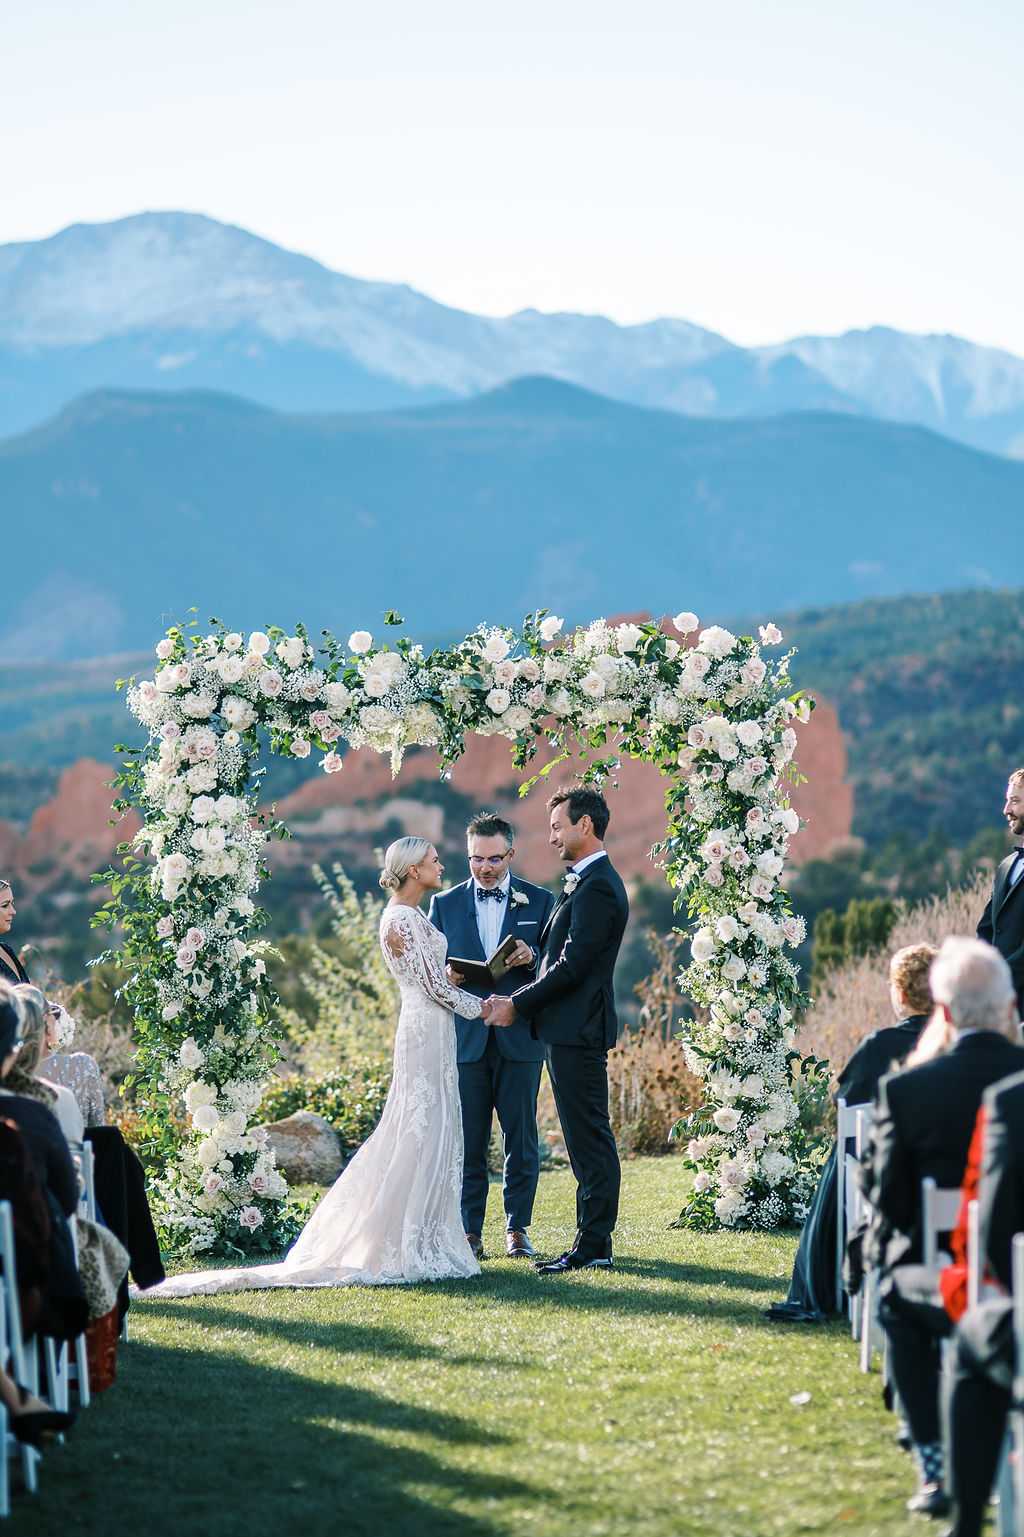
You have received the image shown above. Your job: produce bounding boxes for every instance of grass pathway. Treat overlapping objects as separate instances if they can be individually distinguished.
[27,1160,917,1537]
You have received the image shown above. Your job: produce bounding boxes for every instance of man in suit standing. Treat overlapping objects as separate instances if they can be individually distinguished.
[867,937,1024,1518]
[428,812,554,1260]
[488,786,629,1273]
[977,768,1024,1013]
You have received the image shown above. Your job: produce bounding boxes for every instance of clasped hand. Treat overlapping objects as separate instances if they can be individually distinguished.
[483,995,517,1028]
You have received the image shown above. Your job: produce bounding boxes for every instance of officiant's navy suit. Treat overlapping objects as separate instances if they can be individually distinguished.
[978,848,1024,1013]
[428,875,554,1237]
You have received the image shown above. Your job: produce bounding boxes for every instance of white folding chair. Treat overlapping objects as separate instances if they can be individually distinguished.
[66,1144,94,1409]
[1009,1233,1024,1537]
[922,1177,963,1268]
[835,1098,871,1314]
[0,1201,40,1506]
[855,1107,885,1371]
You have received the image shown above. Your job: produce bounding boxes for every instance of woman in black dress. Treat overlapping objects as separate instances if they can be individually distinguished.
[767,942,938,1322]
[0,878,29,986]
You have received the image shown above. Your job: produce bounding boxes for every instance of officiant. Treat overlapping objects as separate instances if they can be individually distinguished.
[428,813,554,1259]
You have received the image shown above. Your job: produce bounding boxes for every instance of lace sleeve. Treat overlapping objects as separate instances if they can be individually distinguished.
[380,906,483,1019]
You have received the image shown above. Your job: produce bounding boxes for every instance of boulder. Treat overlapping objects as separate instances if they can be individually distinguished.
[257,1109,344,1185]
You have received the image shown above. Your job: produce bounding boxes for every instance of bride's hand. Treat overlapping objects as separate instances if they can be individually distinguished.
[479,997,493,1022]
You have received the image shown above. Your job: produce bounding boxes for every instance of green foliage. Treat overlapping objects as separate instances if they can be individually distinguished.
[280,863,400,1071]
[811,896,897,986]
[261,1062,393,1159]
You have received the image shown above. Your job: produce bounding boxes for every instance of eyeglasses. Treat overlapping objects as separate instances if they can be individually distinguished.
[468,854,510,868]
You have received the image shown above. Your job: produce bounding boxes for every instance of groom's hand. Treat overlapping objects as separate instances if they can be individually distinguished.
[487,996,517,1028]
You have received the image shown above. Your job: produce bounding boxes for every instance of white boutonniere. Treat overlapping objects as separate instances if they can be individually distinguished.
[563,871,580,894]
[510,888,529,908]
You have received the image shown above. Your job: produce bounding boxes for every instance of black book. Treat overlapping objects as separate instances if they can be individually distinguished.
[448,933,519,988]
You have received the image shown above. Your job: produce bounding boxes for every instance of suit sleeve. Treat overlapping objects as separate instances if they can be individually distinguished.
[865,1072,917,1241]
[426,892,445,935]
[978,1088,1024,1291]
[511,879,621,1019]
[977,896,994,945]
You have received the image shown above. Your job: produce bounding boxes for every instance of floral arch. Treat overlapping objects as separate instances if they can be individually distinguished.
[100,610,815,1256]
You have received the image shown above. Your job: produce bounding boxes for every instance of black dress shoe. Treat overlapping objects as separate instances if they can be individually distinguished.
[906,1484,951,1518]
[534,1248,613,1274]
[11,1406,77,1448]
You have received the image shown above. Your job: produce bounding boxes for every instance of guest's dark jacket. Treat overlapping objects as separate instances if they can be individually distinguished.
[0,942,29,986]
[0,1090,78,1216]
[867,1031,1024,1274]
[977,1068,1024,1291]
[978,853,1024,1008]
[837,1015,930,1110]
[511,856,628,1050]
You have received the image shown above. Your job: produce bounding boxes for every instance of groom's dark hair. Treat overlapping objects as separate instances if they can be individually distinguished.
[466,812,514,848]
[547,786,610,839]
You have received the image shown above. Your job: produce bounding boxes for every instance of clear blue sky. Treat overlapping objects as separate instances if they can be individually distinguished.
[5,0,1022,351]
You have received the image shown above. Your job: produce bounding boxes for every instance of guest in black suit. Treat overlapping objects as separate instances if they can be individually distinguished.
[943,1068,1024,1537]
[867,937,1024,1517]
[428,812,554,1259]
[977,769,1024,1013]
[487,786,629,1272]
[767,941,937,1322]
[0,879,30,986]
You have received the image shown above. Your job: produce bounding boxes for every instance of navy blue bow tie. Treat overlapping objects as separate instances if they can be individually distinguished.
[476,886,506,901]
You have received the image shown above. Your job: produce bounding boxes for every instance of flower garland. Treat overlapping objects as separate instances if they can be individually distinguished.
[99,610,814,1255]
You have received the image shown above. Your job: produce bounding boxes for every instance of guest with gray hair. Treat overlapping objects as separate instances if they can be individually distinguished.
[866,937,1024,1518]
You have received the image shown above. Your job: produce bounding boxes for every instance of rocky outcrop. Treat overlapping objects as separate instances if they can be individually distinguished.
[256,1110,344,1185]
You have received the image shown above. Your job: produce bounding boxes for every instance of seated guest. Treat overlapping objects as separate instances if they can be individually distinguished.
[867,938,1024,1518]
[39,999,105,1129]
[768,942,937,1321]
[942,1068,1024,1537]
[0,985,78,1218]
[0,1362,75,1448]
[8,985,85,1143]
[0,878,29,985]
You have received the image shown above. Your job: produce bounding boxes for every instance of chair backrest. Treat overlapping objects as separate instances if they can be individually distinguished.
[68,1140,97,1221]
[966,1199,980,1309]
[1012,1234,1024,1404]
[844,1153,864,1230]
[0,1200,30,1389]
[921,1175,963,1267]
[854,1105,875,1160]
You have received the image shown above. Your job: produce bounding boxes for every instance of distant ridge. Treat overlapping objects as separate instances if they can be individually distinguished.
[3,376,1023,660]
[2,212,1024,454]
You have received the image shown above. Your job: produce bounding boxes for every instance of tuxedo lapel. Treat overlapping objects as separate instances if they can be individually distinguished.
[499,883,519,943]
[996,854,1023,916]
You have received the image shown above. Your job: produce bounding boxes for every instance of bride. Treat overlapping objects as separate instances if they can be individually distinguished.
[146,838,492,1296]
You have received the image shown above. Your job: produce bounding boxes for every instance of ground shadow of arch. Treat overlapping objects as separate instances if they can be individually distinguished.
[25,1336,531,1537]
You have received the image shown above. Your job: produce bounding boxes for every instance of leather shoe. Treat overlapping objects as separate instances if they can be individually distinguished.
[465,1232,484,1259]
[534,1248,613,1274]
[506,1230,535,1258]
[906,1484,951,1518]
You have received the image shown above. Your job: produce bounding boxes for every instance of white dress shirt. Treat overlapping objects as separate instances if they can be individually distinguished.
[474,876,510,955]
[571,850,608,879]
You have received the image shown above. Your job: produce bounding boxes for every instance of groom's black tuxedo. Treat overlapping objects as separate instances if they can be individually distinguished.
[977,850,1024,1011]
[511,854,629,1255]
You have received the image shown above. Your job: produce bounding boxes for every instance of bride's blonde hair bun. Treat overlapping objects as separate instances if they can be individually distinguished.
[379,836,432,892]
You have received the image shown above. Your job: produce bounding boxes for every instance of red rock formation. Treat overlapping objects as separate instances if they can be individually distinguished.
[0,759,139,897]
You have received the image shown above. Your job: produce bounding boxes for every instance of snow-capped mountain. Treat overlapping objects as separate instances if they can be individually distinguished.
[1,211,1023,455]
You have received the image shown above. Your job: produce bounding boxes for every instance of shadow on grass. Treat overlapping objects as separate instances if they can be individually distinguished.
[142,1298,512,1371]
[27,1337,530,1537]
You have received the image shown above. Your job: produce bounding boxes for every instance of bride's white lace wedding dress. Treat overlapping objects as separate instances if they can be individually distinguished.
[145,903,483,1296]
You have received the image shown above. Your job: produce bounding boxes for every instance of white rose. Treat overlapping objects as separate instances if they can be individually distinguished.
[191,1104,220,1134]
[715,915,739,943]
[245,632,269,657]
[664,638,681,660]
[156,638,175,660]
[481,633,511,664]
[616,623,644,654]
[756,851,784,879]
[687,723,711,750]
[712,1107,741,1134]
[190,795,216,824]
[504,706,532,731]
[776,807,800,835]
[580,672,606,699]
[698,625,737,659]
[486,688,511,715]
[721,955,747,982]
[539,616,563,642]
[736,720,762,748]
[749,875,774,901]
[222,632,242,651]
[543,655,568,682]
[349,630,373,654]
[690,929,717,962]
[517,656,542,682]
[740,658,767,688]
[179,1037,205,1069]
[259,669,283,698]
[759,623,783,645]
[741,1075,765,1101]
[161,1001,180,1021]
[693,1170,712,1193]
[673,611,699,635]
[217,655,246,685]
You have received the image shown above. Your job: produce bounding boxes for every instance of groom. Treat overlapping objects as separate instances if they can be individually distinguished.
[488,786,629,1272]
[428,812,554,1259]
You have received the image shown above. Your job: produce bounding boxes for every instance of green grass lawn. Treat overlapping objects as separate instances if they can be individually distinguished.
[25,1159,918,1537]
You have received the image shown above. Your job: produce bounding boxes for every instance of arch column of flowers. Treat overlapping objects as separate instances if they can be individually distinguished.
[99,609,815,1256]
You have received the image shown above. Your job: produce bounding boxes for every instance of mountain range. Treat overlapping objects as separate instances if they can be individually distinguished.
[3,376,1023,660]
[2,211,1024,455]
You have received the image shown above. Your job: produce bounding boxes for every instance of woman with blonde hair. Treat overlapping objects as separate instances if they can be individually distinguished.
[768,942,938,1322]
[6,985,85,1143]
[149,838,493,1296]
